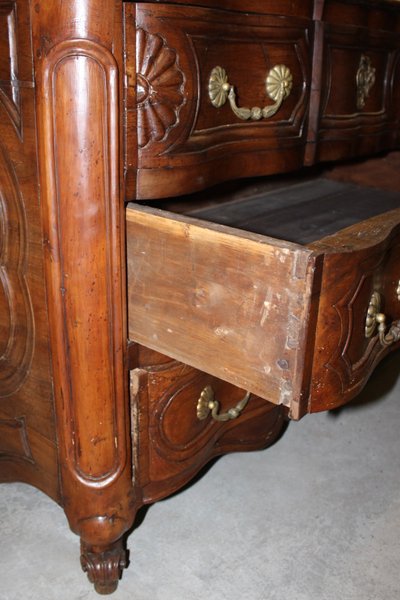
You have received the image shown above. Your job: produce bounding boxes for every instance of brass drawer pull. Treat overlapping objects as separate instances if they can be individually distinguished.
[196,385,251,422]
[356,54,376,110]
[376,313,400,347]
[208,65,293,121]
[365,290,400,347]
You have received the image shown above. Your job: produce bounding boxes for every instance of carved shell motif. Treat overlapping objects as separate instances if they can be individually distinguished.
[136,28,185,149]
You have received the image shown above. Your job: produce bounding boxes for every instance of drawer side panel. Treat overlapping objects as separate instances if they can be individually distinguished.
[127,205,315,409]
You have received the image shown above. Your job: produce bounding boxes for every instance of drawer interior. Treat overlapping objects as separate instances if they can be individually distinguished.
[185,178,400,245]
[141,166,400,246]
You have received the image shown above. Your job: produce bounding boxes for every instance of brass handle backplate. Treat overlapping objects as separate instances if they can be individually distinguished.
[356,54,376,110]
[365,288,400,347]
[208,65,293,121]
[196,385,251,422]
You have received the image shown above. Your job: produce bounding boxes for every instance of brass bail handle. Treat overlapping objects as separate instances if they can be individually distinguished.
[208,65,293,121]
[365,286,400,347]
[196,385,251,422]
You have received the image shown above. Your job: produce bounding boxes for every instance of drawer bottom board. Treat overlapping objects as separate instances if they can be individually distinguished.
[187,178,400,245]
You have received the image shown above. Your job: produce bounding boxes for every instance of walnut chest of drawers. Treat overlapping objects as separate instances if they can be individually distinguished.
[1,0,400,594]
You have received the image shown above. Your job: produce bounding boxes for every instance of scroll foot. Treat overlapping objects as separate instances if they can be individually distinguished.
[80,538,128,595]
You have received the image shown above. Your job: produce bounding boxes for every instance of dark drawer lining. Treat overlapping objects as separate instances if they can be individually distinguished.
[186,178,400,245]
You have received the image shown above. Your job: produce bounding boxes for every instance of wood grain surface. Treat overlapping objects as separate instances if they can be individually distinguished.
[0,0,59,500]
[126,2,313,199]
[127,204,317,413]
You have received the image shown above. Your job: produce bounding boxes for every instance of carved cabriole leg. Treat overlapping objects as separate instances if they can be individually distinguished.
[30,1,136,592]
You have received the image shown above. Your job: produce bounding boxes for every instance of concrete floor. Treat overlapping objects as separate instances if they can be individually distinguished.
[1,352,400,600]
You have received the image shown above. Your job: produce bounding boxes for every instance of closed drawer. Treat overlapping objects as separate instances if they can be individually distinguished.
[312,1,400,161]
[130,345,285,503]
[124,2,313,199]
[127,178,400,419]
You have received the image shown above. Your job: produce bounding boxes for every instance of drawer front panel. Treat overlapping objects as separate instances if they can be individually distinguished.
[324,44,387,116]
[125,3,312,198]
[127,204,316,416]
[315,25,400,161]
[309,210,400,412]
[130,347,286,503]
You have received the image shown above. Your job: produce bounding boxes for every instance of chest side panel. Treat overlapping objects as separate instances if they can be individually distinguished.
[0,0,58,499]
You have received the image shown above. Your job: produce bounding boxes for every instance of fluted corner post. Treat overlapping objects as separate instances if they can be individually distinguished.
[30,0,135,593]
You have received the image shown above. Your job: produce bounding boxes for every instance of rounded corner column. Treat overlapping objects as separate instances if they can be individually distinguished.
[30,0,136,591]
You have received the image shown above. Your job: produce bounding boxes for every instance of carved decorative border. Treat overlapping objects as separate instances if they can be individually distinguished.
[0,142,34,397]
[326,253,390,393]
[39,39,127,486]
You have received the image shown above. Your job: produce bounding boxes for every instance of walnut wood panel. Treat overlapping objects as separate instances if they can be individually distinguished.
[0,416,33,463]
[130,346,287,504]
[0,0,58,500]
[125,3,313,199]
[0,140,34,397]
[0,0,34,133]
[322,0,400,30]
[309,209,400,412]
[0,2,21,131]
[127,204,317,418]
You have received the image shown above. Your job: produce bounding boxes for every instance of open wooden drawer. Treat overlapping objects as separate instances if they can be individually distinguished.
[127,178,400,419]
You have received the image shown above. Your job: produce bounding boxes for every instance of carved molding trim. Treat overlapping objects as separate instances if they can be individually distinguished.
[39,39,127,486]
[0,416,34,463]
[136,28,185,148]
[0,2,21,133]
[0,142,34,397]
